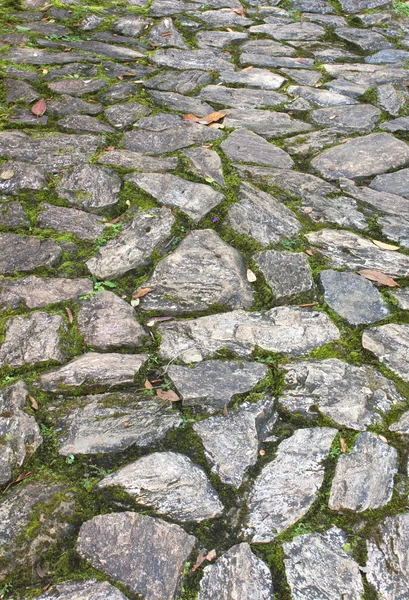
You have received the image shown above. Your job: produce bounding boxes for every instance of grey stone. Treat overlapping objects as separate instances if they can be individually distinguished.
[125,113,222,154]
[322,63,409,87]
[168,360,268,412]
[0,312,65,369]
[286,97,313,112]
[58,40,144,61]
[8,107,48,126]
[5,79,39,103]
[250,22,325,40]
[282,68,321,86]
[362,324,409,382]
[56,392,181,455]
[240,39,297,56]
[321,270,389,324]
[240,53,315,69]
[135,229,253,314]
[80,14,105,30]
[0,199,29,229]
[245,427,337,541]
[379,216,409,248]
[193,8,252,26]
[58,114,115,134]
[98,452,223,521]
[366,48,409,65]
[221,129,293,168]
[329,432,397,512]
[147,18,188,48]
[35,580,129,600]
[37,204,106,240]
[4,67,39,81]
[219,68,285,90]
[198,543,273,600]
[339,178,409,219]
[311,104,380,133]
[183,147,225,186]
[224,108,312,137]
[86,208,174,280]
[381,116,409,132]
[197,30,248,49]
[47,78,107,97]
[104,103,151,129]
[98,82,138,103]
[150,0,200,15]
[158,306,340,363]
[255,250,314,299]
[127,173,223,223]
[0,161,46,195]
[0,482,75,578]
[151,49,234,71]
[0,381,42,485]
[281,358,401,430]
[149,90,213,116]
[335,26,392,51]
[371,168,409,199]
[292,0,335,12]
[325,79,368,98]
[288,85,356,107]
[306,229,409,276]
[311,133,409,180]
[390,410,409,433]
[193,396,275,487]
[227,182,300,246]
[38,353,148,393]
[199,85,286,108]
[390,289,409,310]
[144,70,212,93]
[78,291,146,350]
[44,64,99,81]
[301,194,367,230]
[114,15,145,36]
[283,527,365,600]
[0,276,92,310]
[47,95,103,117]
[56,165,121,214]
[377,84,406,116]
[339,0,390,11]
[366,513,409,600]
[77,513,197,600]
[98,149,178,171]
[4,48,100,65]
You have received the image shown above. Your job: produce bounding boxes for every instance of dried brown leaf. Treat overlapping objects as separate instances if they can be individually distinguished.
[27,394,39,410]
[35,564,48,579]
[132,288,153,299]
[146,316,173,327]
[191,552,205,572]
[299,302,318,308]
[156,388,180,403]
[183,111,225,125]
[241,65,253,71]
[305,249,313,256]
[304,206,313,215]
[65,307,73,324]
[223,404,228,416]
[340,437,346,453]
[230,6,245,15]
[359,269,399,287]
[144,379,153,390]
[205,549,217,562]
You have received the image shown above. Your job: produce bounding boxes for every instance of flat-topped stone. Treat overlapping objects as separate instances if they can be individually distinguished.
[0,276,92,310]
[56,165,121,214]
[255,250,314,299]
[221,129,293,169]
[0,234,62,274]
[151,48,234,71]
[34,581,129,600]
[363,324,409,382]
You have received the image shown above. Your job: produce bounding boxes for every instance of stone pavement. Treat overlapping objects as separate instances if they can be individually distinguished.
[1,0,409,596]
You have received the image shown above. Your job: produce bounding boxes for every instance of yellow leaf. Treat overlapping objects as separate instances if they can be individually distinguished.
[0,169,14,180]
[372,240,400,251]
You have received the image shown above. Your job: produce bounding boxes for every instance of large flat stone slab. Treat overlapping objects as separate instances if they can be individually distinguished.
[219,68,285,90]
[310,104,380,133]
[199,85,286,108]
[255,250,314,299]
[224,109,313,138]
[363,324,409,382]
[0,276,92,310]
[0,233,62,274]
[35,581,129,600]
[0,161,46,195]
[151,48,234,71]
[56,165,121,214]
[221,129,293,169]
[98,150,178,172]
[37,204,106,240]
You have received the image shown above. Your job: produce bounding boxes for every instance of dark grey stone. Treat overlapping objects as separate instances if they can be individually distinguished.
[35,580,129,600]
[149,90,213,116]
[239,53,315,69]
[104,102,151,129]
[255,250,314,299]
[381,116,409,132]
[47,95,104,117]
[144,70,212,93]
[200,85,286,108]
[371,168,409,199]
[0,199,30,229]
[305,194,367,230]
[339,178,409,219]
[283,129,346,157]
[250,22,325,40]
[147,17,188,48]
[183,147,225,186]
[193,8,253,26]
[339,0,390,11]
[335,26,392,51]
[363,324,409,382]
[0,161,46,195]
[98,82,138,103]
[5,78,39,103]
[0,276,92,310]
[37,204,106,240]
[0,233,62,274]
[58,115,115,134]
[48,78,107,97]
[197,30,248,49]
[56,165,121,214]
[4,48,100,64]
[390,289,409,310]
[59,40,144,61]
[377,84,406,116]
[221,129,293,168]
[240,38,297,56]
[98,149,178,171]
[219,68,285,90]
[310,104,380,133]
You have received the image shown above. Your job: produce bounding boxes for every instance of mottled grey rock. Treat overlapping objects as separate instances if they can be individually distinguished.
[306,229,409,276]
[312,133,409,179]
[47,95,103,118]
[227,182,300,246]
[0,233,62,275]
[219,68,285,90]
[197,30,248,49]
[366,513,409,600]
[377,84,405,116]
[379,216,409,248]
[144,69,212,93]
[390,289,409,310]
[288,85,356,107]
[371,168,409,199]
[168,360,268,412]
[281,69,321,87]
[255,250,314,299]
[198,543,273,600]
[293,0,335,11]
[339,0,390,11]
[147,18,188,48]
[0,381,41,485]
[38,204,106,240]
[38,353,148,393]
[323,63,409,87]
[183,147,225,186]
[104,102,151,129]
[194,396,275,487]
[362,324,409,382]
[0,482,75,578]
[245,428,337,541]
[98,452,223,521]
[282,358,400,430]
[339,178,409,219]
[283,527,365,600]
[381,116,409,132]
[158,306,339,363]
[366,49,409,64]
[221,129,293,169]
[99,82,138,103]
[5,48,99,65]
[151,48,234,71]
[193,8,252,26]
[240,38,297,57]
[284,129,343,157]
[329,432,397,512]
[114,15,145,36]
[0,199,29,229]
[135,229,253,313]
[0,312,65,368]
[302,194,367,230]
[311,104,380,133]
[0,276,92,310]
[150,0,199,15]
[58,40,143,61]
[8,107,48,126]
[76,513,197,600]
[325,79,368,98]
[80,14,104,30]
[98,149,178,171]
[87,208,174,280]
[35,580,129,600]
[240,53,315,69]
[127,173,223,223]
[321,270,389,324]
[5,79,39,103]
[56,165,121,214]
[149,90,212,117]
[224,109,312,137]
[250,22,325,40]
[335,26,391,51]
[0,162,45,195]
[58,115,115,135]
[78,291,146,350]
[199,85,285,108]
[48,78,107,97]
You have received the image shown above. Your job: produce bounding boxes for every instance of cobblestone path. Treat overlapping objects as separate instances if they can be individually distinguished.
[1,0,409,597]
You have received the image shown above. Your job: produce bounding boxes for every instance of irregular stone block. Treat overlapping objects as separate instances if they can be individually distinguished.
[0,161,45,195]
[363,324,409,381]
[38,204,106,240]
[0,199,29,229]
[310,104,380,133]
[221,128,293,169]
[219,67,285,90]
[35,580,129,600]
[144,70,212,93]
[58,115,115,134]
[224,108,313,138]
[56,165,121,214]
[98,150,178,172]
[149,90,213,117]
[183,147,225,186]
[255,250,314,299]
[199,85,286,108]
[151,48,234,71]
[48,78,107,97]
[147,18,188,48]
[0,233,62,274]
[0,276,92,310]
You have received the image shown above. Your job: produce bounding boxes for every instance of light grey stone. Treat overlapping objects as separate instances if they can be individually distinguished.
[38,204,106,240]
[335,26,392,51]
[250,22,325,40]
[219,68,285,90]
[199,85,286,108]
[76,513,197,600]
[362,324,409,381]
[390,289,409,310]
[56,165,121,214]
[4,48,99,65]
[323,63,409,87]
[0,161,46,195]
[282,358,401,430]
[193,8,252,26]
[367,49,409,64]
[255,250,314,299]
[193,396,276,487]
[321,269,389,324]
[56,40,144,61]
[114,15,145,36]
[147,18,188,48]
[240,39,297,57]
[310,104,380,133]
[390,410,409,433]
[378,216,409,248]
[47,78,107,97]
[339,178,409,219]
[0,276,93,310]
[80,14,105,30]
[198,543,273,600]
[78,291,146,350]
[371,168,409,199]
[283,527,365,600]
[104,103,151,129]
[151,48,234,71]
[5,79,39,103]
[183,147,225,186]
[221,129,293,168]
[58,115,115,134]
[98,452,223,521]
[86,208,174,280]
[35,580,129,600]
[0,233,62,274]
[377,84,406,116]
[306,229,409,276]
[168,360,268,413]
[127,173,223,223]
[339,0,390,11]
[0,381,42,485]
[239,53,315,69]
[224,108,313,138]
[99,82,138,103]
[325,79,368,98]
[98,149,178,171]
[366,513,409,600]
[144,69,212,93]
[245,427,337,541]
[158,306,340,363]
[288,85,356,107]
[329,432,397,512]
[0,312,65,369]
[135,229,253,313]
[197,30,248,49]
[149,91,213,117]
[302,194,367,230]
[381,116,409,132]
[38,353,148,392]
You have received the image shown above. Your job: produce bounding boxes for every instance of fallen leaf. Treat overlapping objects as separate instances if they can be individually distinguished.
[241,65,253,71]
[305,249,313,256]
[230,6,245,15]
[156,388,180,403]
[117,75,123,80]
[299,302,318,308]
[123,420,130,428]
[131,298,140,307]
[205,549,216,562]
[110,216,121,224]
[259,449,265,456]
[105,146,115,151]
[340,437,346,453]
[4,471,33,492]
[35,564,48,579]
[183,111,225,125]
[314,82,322,87]
[161,31,172,37]
[304,206,313,215]
[192,552,205,572]
[378,434,388,443]
[146,316,173,327]
[247,268,257,282]
[359,269,399,288]
[0,169,14,180]
[223,404,228,416]
[27,395,39,410]
[372,239,400,251]
[132,288,153,299]
[226,27,233,32]
[144,379,153,390]
[329,114,337,120]
[65,307,73,324]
